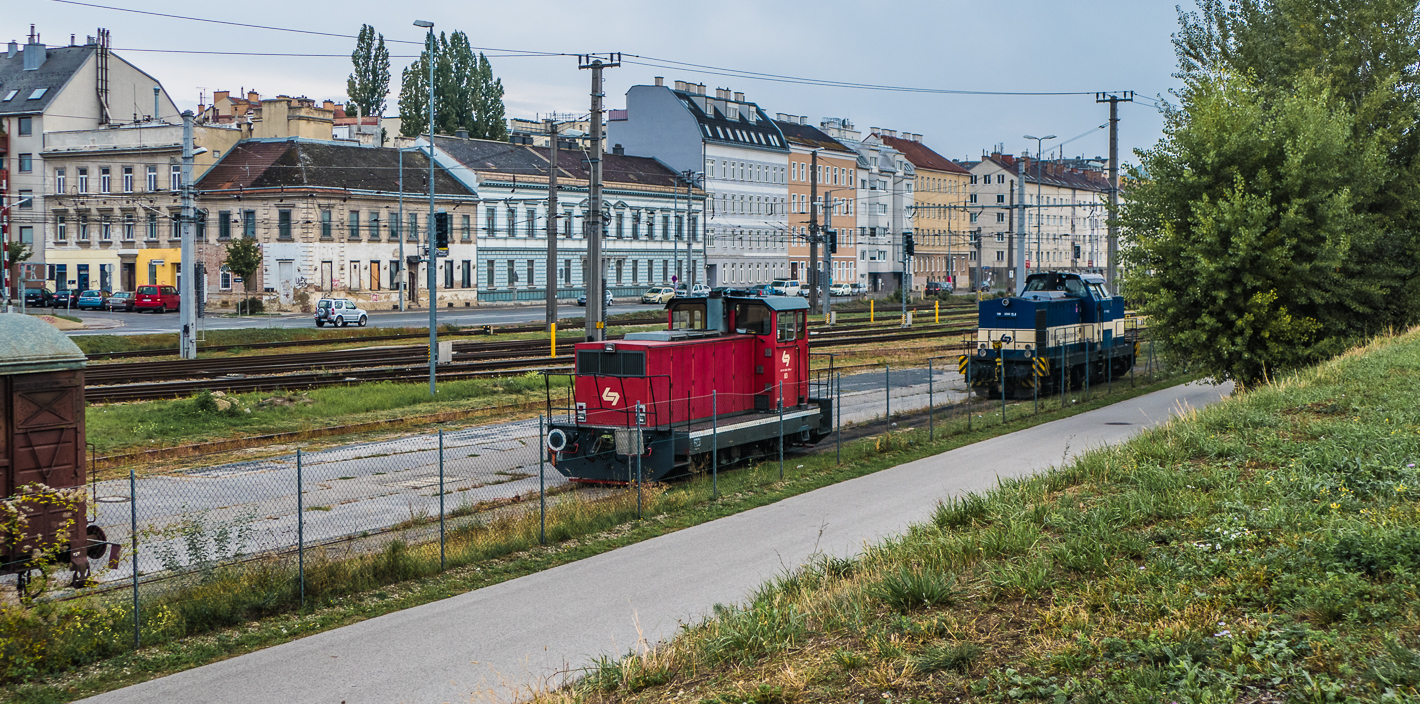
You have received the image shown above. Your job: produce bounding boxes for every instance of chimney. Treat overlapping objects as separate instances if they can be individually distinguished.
[654,76,664,87]
[248,90,260,102]
[23,26,45,71]
[696,83,706,95]
[674,80,688,91]
[800,116,807,125]
[715,88,727,99]
[7,41,16,59]
[612,143,624,155]
[456,128,468,139]
[776,113,789,122]
[322,99,335,111]
[69,34,75,46]
[733,91,745,102]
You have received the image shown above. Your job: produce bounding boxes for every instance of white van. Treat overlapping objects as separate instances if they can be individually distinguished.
[769,279,802,297]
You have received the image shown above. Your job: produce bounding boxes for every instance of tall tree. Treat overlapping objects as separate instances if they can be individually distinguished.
[223,237,262,315]
[346,24,391,118]
[398,30,507,139]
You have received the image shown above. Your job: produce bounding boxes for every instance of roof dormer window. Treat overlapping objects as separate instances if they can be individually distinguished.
[2,90,17,101]
[27,88,47,100]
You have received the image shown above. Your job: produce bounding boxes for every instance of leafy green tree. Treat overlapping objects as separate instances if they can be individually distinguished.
[223,237,262,315]
[5,241,32,299]
[346,24,391,119]
[1120,71,1385,387]
[398,30,507,139]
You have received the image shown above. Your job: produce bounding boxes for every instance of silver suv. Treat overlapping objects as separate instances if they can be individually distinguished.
[315,298,368,327]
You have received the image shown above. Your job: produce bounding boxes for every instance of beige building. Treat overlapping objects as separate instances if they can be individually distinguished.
[877,131,972,290]
[197,91,336,141]
[774,115,858,297]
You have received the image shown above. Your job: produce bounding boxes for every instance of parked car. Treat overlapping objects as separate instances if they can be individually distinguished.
[849,283,868,295]
[688,283,711,296]
[925,281,948,295]
[641,286,677,304]
[50,289,76,308]
[829,283,853,297]
[75,290,109,310]
[745,284,776,297]
[769,279,802,297]
[314,298,368,327]
[23,286,53,308]
[577,289,613,307]
[134,285,180,313]
[104,291,135,312]
[709,286,752,297]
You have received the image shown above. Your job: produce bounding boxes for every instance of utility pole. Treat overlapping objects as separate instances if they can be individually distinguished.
[398,149,406,311]
[822,194,833,319]
[416,19,436,396]
[1006,182,1014,285]
[545,118,559,331]
[1096,91,1132,294]
[579,53,619,342]
[179,110,197,360]
[808,150,819,311]
[681,170,697,289]
[1017,170,1027,291]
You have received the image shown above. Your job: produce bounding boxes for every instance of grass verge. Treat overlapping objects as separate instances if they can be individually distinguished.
[560,329,1420,703]
[0,370,1192,702]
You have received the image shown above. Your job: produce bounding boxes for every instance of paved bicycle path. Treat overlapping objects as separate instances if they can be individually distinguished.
[83,380,1230,704]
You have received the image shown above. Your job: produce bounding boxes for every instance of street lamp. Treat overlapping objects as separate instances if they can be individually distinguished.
[1023,134,1055,274]
[416,19,436,396]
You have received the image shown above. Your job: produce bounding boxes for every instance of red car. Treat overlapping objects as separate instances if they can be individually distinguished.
[134,285,180,313]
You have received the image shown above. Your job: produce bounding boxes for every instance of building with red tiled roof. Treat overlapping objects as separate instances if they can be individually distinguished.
[875,131,973,291]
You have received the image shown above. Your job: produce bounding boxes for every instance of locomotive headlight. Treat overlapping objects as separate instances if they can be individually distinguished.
[603,343,615,352]
[547,428,569,452]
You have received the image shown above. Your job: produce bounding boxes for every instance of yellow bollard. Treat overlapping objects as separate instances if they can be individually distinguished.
[935,300,940,323]
[551,323,557,358]
[870,299,875,323]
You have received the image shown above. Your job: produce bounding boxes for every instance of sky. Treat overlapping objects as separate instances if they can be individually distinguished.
[15,0,1191,165]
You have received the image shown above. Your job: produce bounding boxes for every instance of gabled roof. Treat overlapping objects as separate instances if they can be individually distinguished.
[670,89,788,152]
[772,120,855,154]
[979,154,1109,192]
[197,139,475,196]
[0,45,92,116]
[432,136,693,191]
[875,134,971,175]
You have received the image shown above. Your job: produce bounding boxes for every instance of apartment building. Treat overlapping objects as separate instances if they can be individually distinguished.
[772,115,858,296]
[875,131,972,290]
[1,27,180,287]
[609,79,789,288]
[819,119,916,293]
[427,134,703,301]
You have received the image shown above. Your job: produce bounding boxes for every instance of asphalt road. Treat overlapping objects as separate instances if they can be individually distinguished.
[81,379,1230,704]
[57,303,667,336]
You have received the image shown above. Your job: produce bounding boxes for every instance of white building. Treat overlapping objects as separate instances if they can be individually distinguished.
[819,119,916,293]
[608,79,789,288]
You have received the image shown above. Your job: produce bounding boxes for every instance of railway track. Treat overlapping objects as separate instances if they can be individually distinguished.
[86,323,978,403]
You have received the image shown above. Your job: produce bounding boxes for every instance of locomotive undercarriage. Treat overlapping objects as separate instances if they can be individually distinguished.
[549,398,833,484]
[968,344,1137,400]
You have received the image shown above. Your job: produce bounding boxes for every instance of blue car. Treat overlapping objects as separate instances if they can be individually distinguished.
[75,290,109,310]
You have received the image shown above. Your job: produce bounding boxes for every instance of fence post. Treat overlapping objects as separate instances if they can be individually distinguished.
[965,352,972,432]
[130,465,138,649]
[999,344,1006,424]
[636,424,643,520]
[711,391,718,500]
[539,415,546,545]
[438,429,446,570]
[835,373,842,464]
[885,364,891,420]
[928,358,934,441]
[1108,337,1113,395]
[297,448,304,608]
[1085,337,1091,400]
[1061,334,1068,410]
[778,381,785,480]
[1033,351,1039,415]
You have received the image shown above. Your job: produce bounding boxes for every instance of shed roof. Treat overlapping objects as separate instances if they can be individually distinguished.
[0,314,87,373]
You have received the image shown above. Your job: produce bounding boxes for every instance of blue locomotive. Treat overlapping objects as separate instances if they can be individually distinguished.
[960,272,1137,399]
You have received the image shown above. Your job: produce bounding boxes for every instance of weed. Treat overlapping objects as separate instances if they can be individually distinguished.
[910,641,982,674]
[868,566,961,613]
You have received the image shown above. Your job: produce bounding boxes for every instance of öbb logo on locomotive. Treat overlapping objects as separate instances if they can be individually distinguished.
[601,387,622,406]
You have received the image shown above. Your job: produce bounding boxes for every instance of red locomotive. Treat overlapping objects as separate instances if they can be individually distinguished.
[547,293,833,483]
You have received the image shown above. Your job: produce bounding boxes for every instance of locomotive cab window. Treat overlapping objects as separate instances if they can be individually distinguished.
[577,349,646,377]
[732,302,772,335]
[670,301,707,330]
[777,310,806,342]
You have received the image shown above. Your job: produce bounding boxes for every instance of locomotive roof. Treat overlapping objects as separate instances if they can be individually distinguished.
[722,295,809,311]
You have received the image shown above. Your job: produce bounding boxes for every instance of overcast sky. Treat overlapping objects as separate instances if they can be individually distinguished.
[19,0,1190,165]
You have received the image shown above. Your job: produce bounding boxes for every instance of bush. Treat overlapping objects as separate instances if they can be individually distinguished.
[237,297,265,315]
[869,566,962,613]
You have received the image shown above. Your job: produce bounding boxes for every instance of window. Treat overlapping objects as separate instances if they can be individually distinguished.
[632,211,641,239]
[996,250,1005,262]
[100,167,111,193]
[77,168,88,193]
[527,260,536,288]
[389,213,400,240]
[56,214,66,242]
[996,194,1005,204]
[370,213,381,241]
[278,210,292,240]
[615,212,624,239]
[102,216,112,241]
[319,210,332,240]
[55,168,65,193]
[445,260,454,289]
[171,165,182,190]
[486,260,496,288]
[485,207,497,236]
[507,207,517,237]
[123,166,133,192]
[461,214,472,242]
[17,189,31,209]
[123,213,134,241]
[18,153,31,173]
[17,116,31,135]
[146,214,157,240]
[348,210,360,240]
[969,194,977,204]
[220,266,232,290]
[407,212,418,242]
[147,166,157,192]
[461,260,472,288]
[217,211,231,240]
[523,209,534,238]
[170,212,180,240]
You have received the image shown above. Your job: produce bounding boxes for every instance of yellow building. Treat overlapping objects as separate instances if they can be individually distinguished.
[877,132,973,290]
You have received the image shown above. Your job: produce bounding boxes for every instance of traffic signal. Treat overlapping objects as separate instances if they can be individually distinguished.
[827,229,838,254]
[1073,244,1081,259]
[434,212,450,253]
[903,233,915,257]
